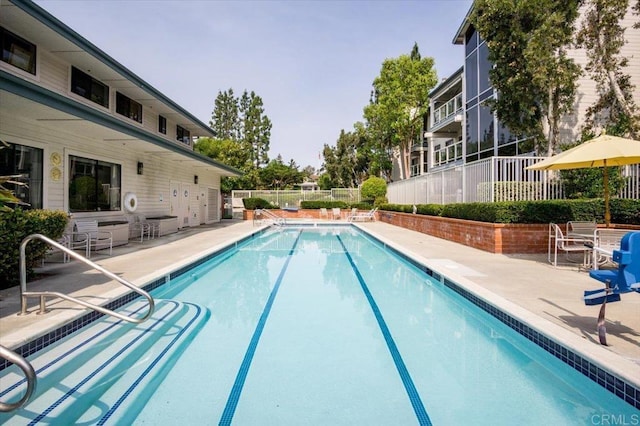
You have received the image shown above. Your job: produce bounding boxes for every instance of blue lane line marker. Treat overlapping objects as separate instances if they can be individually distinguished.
[336,235,432,426]
[218,229,303,426]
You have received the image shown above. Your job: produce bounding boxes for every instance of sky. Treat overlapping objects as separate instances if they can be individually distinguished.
[35,0,473,170]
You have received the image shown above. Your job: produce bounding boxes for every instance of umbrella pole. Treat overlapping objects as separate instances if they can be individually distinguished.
[604,165,610,227]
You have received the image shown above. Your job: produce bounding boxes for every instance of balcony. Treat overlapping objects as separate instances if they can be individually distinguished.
[411,142,428,152]
[432,93,463,127]
[433,139,463,167]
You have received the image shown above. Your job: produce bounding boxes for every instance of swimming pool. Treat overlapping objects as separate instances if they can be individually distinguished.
[1,226,639,424]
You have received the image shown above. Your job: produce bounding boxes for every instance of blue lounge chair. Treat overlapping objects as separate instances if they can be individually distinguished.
[583,231,640,345]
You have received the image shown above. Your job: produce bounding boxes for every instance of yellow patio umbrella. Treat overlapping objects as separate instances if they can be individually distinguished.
[527,134,640,226]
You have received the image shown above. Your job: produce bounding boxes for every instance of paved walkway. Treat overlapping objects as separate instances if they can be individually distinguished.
[1,219,638,384]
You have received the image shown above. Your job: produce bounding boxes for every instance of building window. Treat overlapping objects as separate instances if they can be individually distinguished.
[1,26,36,75]
[177,125,191,145]
[478,42,492,95]
[0,142,43,208]
[465,50,478,103]
[465,28,478,57]
[159,115,167,134]
[116,92,142,123]
[69,155,121,212]
[466,105,479,159]
[479,102,494,152]
[71,67,109,108]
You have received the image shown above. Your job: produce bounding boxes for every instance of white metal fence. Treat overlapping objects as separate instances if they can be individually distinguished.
[231,188,361,217]
[388,156,640,205]
[621,164,640,200]
[228,158,639,213]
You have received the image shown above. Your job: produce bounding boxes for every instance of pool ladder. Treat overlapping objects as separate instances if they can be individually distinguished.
[0,345,36,412]
[19,234,155,323]
[0,345,37,413]
[253,209,286,227]
[1,234,156,412]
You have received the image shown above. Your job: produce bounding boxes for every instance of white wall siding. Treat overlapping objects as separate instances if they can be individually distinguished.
[562,4,640,144]
[1,111,222,223]
[37,52,68,95]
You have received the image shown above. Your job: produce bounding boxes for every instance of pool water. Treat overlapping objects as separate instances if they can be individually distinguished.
[1,227,638,425]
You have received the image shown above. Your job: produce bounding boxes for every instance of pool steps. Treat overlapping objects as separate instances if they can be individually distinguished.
[0,299,209,425]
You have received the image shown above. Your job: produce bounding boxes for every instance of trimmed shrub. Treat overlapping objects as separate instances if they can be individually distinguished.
[379,203,413,213]
[416,204,445,216]
[242,197,276,210]
[0,208,68,289]
[361,177,387,201]
[300,201,349,209]
[379,198,640,225]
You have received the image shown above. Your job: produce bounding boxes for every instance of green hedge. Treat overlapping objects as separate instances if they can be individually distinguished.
[0,208,68,289]
[242,197,277,210]
[379,199,640,225]
[300,201,349,209]
[299,201,375,210]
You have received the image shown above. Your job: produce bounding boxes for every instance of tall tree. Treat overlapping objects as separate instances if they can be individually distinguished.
[194,137,248,170]
[209,89,239,140]
[472,0,581,156]
[258,156,304,190]
[575,0,640,138]
[202,88,273,191]
[363,43,438,180]
[240,91,272,169]
[321,123,380,188]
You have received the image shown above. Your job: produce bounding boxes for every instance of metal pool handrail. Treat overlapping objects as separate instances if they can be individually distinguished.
[19,234,155,323]
[253,209,286,226]
[0,344,36,412]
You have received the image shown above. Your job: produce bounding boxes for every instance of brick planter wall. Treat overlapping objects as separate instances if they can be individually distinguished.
[377,211,549,254]
[243,209,638,254]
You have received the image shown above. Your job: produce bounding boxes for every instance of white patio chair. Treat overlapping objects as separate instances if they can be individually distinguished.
[548,223,590,267]
[319,208,328,220]
[72,220,112,257]
[126,215,151,242]
[332,208,342,220]
[591,229,629,270]
[348,208,378,222]
[136,215,158,241]
[42,234,71,264]
[567,220,597,239]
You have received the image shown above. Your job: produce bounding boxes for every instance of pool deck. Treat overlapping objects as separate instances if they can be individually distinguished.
[1,219,638,387]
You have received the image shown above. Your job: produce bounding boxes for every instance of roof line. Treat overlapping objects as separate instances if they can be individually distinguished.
[452,2,475,45]
[1,70,242,176]
[429,66,463,97]
[11,0,215,137]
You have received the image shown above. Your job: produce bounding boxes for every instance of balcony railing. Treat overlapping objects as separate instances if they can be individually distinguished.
[411,142,428,152]
[433,139,463,167]
[433,93,463,126]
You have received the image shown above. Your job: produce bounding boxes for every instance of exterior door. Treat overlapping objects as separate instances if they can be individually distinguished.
[181,183,191,228]
[198,187,207,224]
[170,181,180,224]
[170,181,191,229]
[207,187,219,223]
